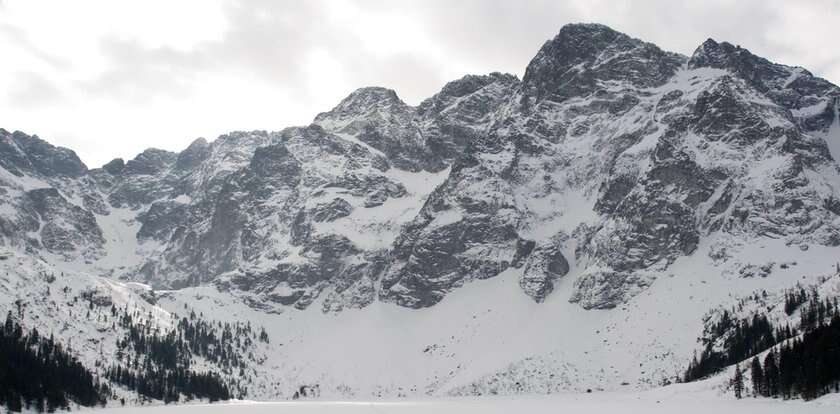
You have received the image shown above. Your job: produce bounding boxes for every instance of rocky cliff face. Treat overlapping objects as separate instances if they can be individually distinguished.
[383,24,840,309]
[2,23,840,313]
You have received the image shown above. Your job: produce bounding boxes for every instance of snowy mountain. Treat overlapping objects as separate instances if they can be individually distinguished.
[2,23,840,406]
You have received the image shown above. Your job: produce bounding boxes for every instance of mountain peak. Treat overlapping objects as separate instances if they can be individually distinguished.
[122,147,177,176]
[522,23,683,101]
[186,137,209,148]
[175,137,211,171]
[541,23,629,56]
[686,37,839,108]
[0,129,87,177]
[556,22,622,38]
[313,86,410,128]
[345,86,402,101]
[688,38,750,69]
[417,72,519,117]
[101,157,125,175]
[329,86,405,113]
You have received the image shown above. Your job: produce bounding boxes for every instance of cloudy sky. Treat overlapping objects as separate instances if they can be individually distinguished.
[1,0,838,167]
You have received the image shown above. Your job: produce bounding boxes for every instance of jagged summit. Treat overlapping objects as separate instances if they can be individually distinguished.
[314,86,408,124]
[521,23,685,102]
[417,72,519,116]
[122,147,177,176]
[546,22,629,46]
[689,38,768,69]
[185,137,209,148]
[174,137,211,171]
[687,38,794,89]
[101,157,125,174]
[688,36,839,127]
[0,129,87,177]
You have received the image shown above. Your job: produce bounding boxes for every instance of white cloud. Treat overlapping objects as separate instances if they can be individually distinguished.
[1,0,838,167]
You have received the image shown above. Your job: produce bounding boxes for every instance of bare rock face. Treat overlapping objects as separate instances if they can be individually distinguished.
[3,23,840,313]
[0,130,107,261]
[105,148,179,209]
[314,87,434,172]
[522,23,683,102]
[101,158,125,175]
[381,23,840,310]
[311,198,353,222]
[381,24,684,308]
[0,129,87,178]
[417,72,520,163]
[520,239,570,302]
[569,270,655,310]
[24,188,104,258]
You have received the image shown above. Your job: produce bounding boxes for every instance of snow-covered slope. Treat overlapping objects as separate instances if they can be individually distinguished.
[2,22,840,404]
[0,251,279,404]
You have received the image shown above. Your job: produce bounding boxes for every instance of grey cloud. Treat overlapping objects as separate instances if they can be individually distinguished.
[79,38,199,103]
[0,22,71,70]
[81,0,460,108]
[7,71,65,107]
[365,0,577,73]
[399,0,837,87]
[83,0,838,109]
[82,0,359,104]
[386,0,778,71]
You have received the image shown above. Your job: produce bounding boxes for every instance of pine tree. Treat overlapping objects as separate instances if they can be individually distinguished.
[750,356,764,397]
[732,363,744,399]
[763,350,779,397]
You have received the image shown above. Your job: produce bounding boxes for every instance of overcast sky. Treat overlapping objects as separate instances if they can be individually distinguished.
[1,0,839,167]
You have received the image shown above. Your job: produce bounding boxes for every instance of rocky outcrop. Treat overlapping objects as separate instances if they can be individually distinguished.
[520,239,570,302]
[24,187,104,258]
[0,129,87,178]
[522,23,684,103]
[314,87,432,171]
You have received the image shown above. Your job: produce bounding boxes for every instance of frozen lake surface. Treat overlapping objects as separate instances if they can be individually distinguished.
[84,392,840,414]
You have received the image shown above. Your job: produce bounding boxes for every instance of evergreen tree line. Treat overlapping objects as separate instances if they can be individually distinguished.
[112,306,268,374]
[682,284,840,401]
[743,311,840,400]
[103,305,272,403]
[783,285,809,316]
[106,364,230,403]
[683,311,792,382]
[0,311,108,412]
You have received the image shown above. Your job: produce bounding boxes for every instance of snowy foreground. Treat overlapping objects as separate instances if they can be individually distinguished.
[86,388,840,414]
[84,397,840,414]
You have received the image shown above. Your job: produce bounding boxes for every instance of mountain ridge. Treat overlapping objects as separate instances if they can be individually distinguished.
[2,23,840,311]
[3,22,840,404]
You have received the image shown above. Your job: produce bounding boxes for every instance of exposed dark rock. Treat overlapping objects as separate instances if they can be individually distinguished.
[311,198,353,222]
[0,129,87,177]
[24,188,104,257]
[520,239,570,302]
[102,158,125,175]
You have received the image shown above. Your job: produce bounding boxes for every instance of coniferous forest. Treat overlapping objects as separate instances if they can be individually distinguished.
[0,311,108,412]
[683,283,840,400]
[1,298,272,411]
[744,312,840,399]
[104,306,269,403]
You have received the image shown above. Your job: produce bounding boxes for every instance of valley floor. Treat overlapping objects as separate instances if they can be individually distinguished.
[84,384,840,414]
[81,396,840,414]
